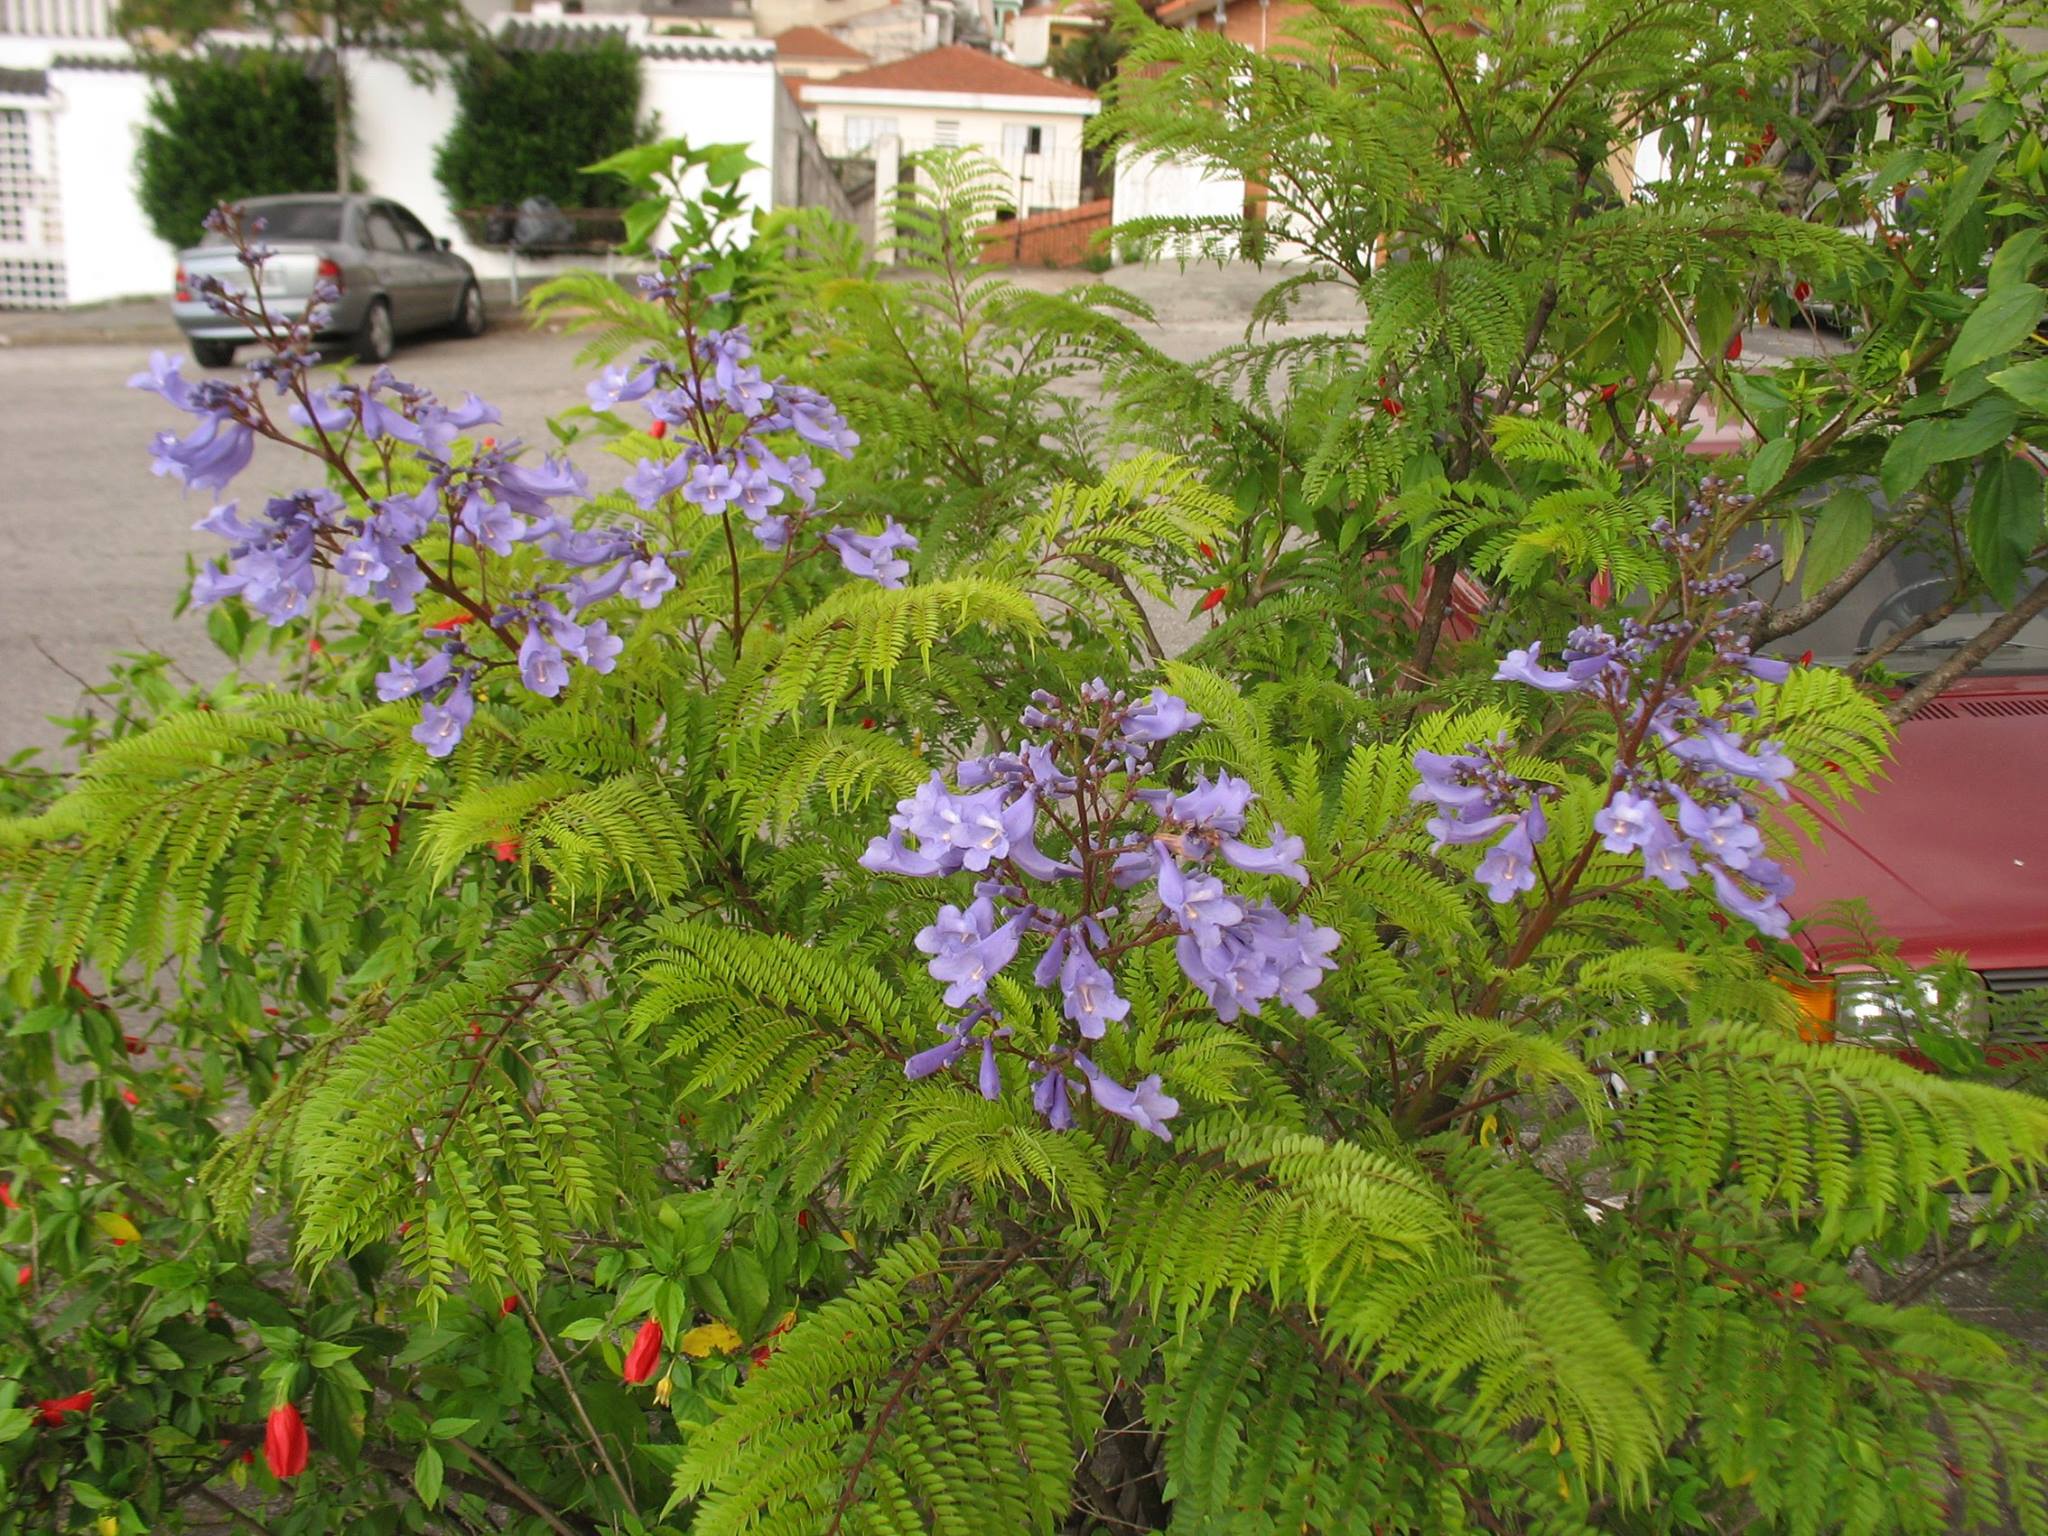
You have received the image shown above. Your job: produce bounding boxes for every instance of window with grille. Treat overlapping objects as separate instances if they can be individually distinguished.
[933,119,961,146]
[0,106,66,308]
[841,115,898,153]
[0,109,31,245]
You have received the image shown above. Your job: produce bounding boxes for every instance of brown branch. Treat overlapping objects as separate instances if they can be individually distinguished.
[1398,555,1463,690]
[1886,572,2048,722]
[524,1308,637,1512]
[1753,519,1916,642]
[1849,589,1965,678]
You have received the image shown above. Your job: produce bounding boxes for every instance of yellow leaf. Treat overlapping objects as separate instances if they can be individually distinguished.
[679,1321,743,1358]
[1478,1114,1498,1147]
[98,1518,120,1536]
[94,1212,141,1244]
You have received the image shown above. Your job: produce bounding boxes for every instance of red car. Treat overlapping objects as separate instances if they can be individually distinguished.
[1776,574,2048,1054]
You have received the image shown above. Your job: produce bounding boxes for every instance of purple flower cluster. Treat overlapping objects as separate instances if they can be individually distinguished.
[1424,491,1804,938]
[132,208,909,764]
[863,682,1339,1141]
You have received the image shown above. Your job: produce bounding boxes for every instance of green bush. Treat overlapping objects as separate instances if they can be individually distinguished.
[135,54,336,250]
[434,40,645,213]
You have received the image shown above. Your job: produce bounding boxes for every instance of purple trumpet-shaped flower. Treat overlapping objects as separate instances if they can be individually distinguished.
[914,898,1029,1008]
[518,629,571,698]
[1494,641,1605,693]
[1161,772,1254,836]
[621,557,677,610]
[860,828,951,878]
[1032,1065,1074,1130]
[1156,852,1244,950]
[1410,749,1493,812]
[1707,863,1790,938]
[682,461,739,517]
[1427,806,1515,849]
[587,362,658,409]
[581,618,623,674]
[1058,944,1128,1039]
[413,673,476,759]
[1638,823,1699,891]
[149,412,256,493]
[1674,792,1763,871]
[1074,1056,1179,1142]
[826,519,918,589]
[1593,790,1665,855]
[1663,724,1795,798]
[376,650,452,703]
[1220,825,1308,884]
[455,495,527,556]
[977,1039,1002,1101]
[128,351,193,410]
[624,458,692,511]
[905,1023,971,1080]
[1474,805,1546,904]
[1123,688,1202,743]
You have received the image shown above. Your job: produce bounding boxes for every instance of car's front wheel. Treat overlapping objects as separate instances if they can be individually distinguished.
[190,339,237,368]
[454,282,486,338]
[352,299,395,365]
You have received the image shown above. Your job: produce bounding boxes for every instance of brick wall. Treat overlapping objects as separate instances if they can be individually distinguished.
[976,198,1114,267]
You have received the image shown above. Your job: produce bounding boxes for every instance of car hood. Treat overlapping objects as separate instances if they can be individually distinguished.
[1783,672,2048,970]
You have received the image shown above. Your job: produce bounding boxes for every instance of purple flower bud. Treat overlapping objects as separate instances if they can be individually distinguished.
[1032,1065,1073,1129]
[978,1039,1002,1100]
[906,1030,969,1080]
[1707,863,1791,938]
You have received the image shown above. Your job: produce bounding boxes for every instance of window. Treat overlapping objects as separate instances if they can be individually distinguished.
[841,115,898,153]
[363,208,407,254]
[199,200,342,244]
[933,119,961,147]
[387,202,436,252]
[1001,123,1046,158]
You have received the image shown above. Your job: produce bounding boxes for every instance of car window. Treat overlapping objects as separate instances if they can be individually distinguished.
[199,201,341,244]
[363,209,408,254]
[387,203,436,251]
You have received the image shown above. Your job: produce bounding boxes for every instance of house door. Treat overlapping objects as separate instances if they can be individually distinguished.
[0,99,65,309]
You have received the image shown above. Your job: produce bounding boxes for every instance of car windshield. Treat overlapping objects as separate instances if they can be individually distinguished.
[1758,486,2048,676]
[200,201,342,244]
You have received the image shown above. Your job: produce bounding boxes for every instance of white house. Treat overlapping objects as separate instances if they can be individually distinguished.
[802,43,1095,213]
[0,4,856,308]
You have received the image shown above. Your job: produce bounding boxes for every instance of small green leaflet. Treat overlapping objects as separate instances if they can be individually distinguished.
[1968,455,2046,606]
[1747,438,1795,495]
[1943,283,2046,382]
[1989,357,2048,412]
[1801,488,1875,602]
[1881,395,2019,500]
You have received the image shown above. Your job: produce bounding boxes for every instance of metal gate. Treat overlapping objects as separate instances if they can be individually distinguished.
[0,81,65,309]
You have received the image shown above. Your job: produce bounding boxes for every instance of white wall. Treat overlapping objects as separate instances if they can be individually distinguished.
[808,93,1094,210]
[47,62,166,305]
[1110,149,1244,259]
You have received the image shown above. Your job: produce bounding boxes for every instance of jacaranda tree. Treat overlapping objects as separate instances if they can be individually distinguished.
[3,14,2047,1532]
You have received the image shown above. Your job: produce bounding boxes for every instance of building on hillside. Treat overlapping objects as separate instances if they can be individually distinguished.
[773,24,871,79]
[1148,0,1376,49]
[801,43,1097,212]
[0,8,859,308]
[995,0,1105,70]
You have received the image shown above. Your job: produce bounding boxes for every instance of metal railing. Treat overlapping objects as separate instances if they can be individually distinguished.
[0,0,114,38]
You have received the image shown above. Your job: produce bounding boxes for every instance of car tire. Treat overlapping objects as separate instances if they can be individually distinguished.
[454,282,486,338]
[190,339,237,368]
[352,299,396,365]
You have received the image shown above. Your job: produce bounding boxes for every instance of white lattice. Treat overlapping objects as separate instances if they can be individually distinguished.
[0,105,64,308]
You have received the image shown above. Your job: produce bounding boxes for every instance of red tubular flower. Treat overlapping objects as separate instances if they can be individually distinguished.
[1197,540,1217,561]
[265,1403,309,1478]
[501,1295,519,1316]
[1598,382,1619,403]
[307,636,325,656]
[623,1318,664,1383]
[120,1088,140,1108]
[123,1034,146,1055]
[1589,568,1614,609]
[1379,396,1403,417]
[650,419,668,440]
[1724,334,1743,362]
[1793,280,1812,303]
[427,613,475,633]
[37,1390,93,1427]
[490,837,520,863]
[1198,586,1227,613]
[0,1181,17,1210]
[16,1264,31,1287]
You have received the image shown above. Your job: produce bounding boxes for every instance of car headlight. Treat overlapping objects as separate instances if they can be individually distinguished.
[1832,972,1987,1044]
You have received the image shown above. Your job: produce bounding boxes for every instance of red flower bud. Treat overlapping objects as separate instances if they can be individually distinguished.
[1,1181,18,1210]
[481,436,497,450]
[427,613,476,632]
[307,636,325,656]
[1598,382,1618,402]
[1198,586,1227,613]
[750,1346,773,1368]
[796,1209,810,1229]
[501,1295,519,1316]
[859,717,876,730]
[1798,649,1813,665]
[123,1034,146,1055]
[1793,281,1812,303]
[1380,396,1403,417]
[387,818,402,856]
[16,1264,31,1287]
[650,419,668,440]
[120,1087,140,1108]
[37,1389,94,1427]
[623,1318,664,1384]
[1589,569,1614,609]
[490,837,520,863]
[1790,1281,1806,1301]
[1197,541,1216,561]
[264,1403,309,1479]
[1724,334,1743,362]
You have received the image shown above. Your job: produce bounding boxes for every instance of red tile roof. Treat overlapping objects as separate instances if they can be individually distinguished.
[819,44,1096,100]
[772,25,870,62]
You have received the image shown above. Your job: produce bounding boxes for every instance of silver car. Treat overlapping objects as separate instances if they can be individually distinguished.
[172,194,486,368]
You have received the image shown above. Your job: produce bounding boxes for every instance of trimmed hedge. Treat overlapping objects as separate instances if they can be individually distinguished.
[136,54,337,250]
[434,40,645,213]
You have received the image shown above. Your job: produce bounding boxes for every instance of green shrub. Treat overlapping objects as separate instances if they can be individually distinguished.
[434,39,645,213]
[135,54,336,250]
